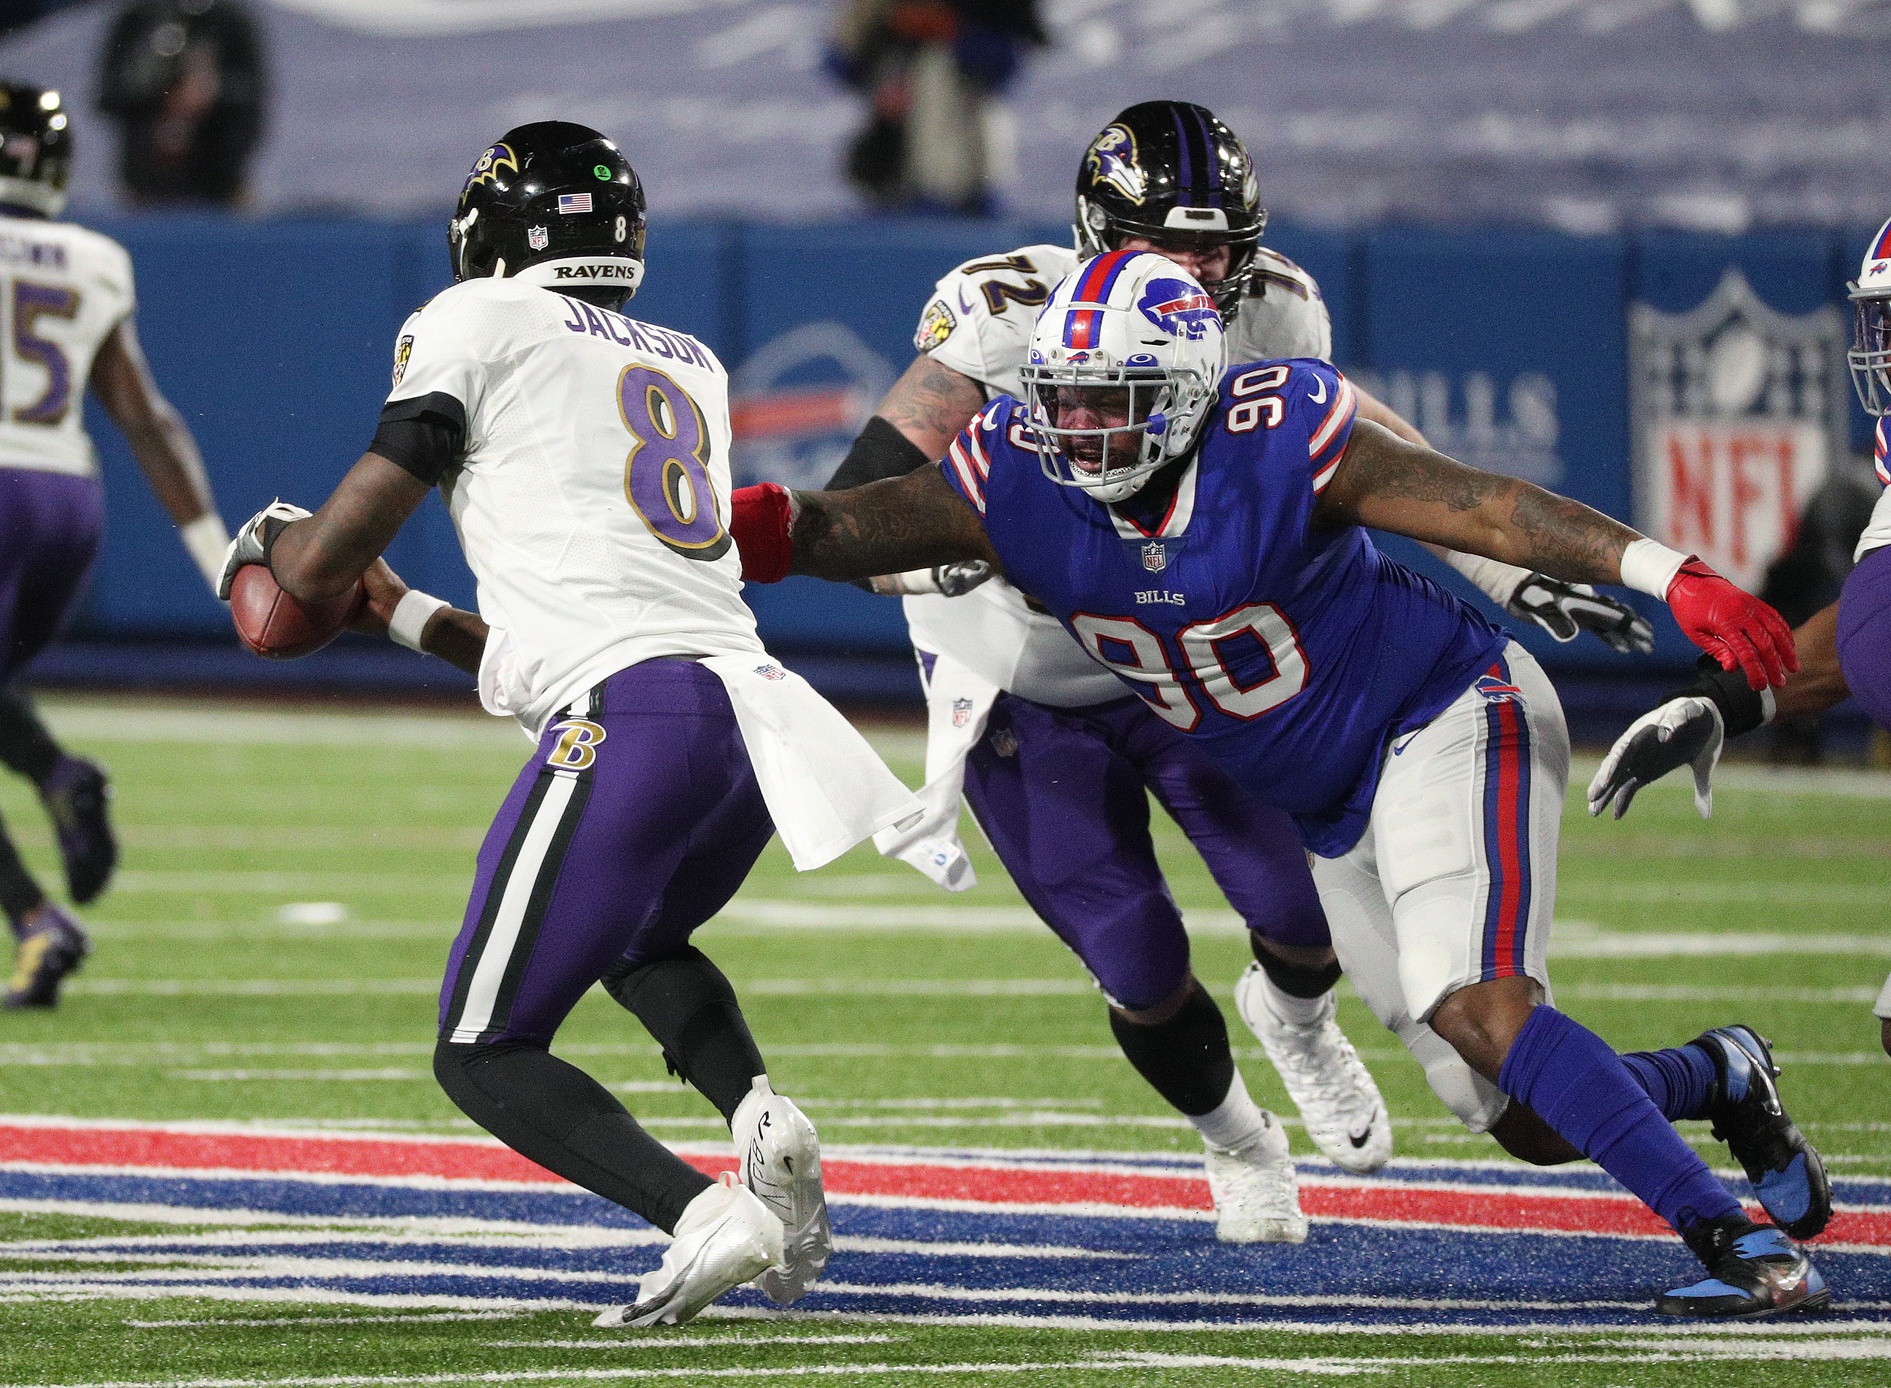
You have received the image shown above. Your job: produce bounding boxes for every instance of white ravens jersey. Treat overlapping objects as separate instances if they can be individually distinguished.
[0,214,135,478]
[905,241,1334,706]
[387,277,763,734]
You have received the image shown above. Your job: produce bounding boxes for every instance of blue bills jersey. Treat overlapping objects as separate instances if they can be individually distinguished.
[939,359,1507,856]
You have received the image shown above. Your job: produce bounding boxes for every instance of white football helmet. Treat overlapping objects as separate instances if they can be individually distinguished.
[1848,216,1891,417]
[1019,250,1225,503]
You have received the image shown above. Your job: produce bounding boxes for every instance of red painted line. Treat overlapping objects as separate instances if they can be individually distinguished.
[4,1121,1885,1247]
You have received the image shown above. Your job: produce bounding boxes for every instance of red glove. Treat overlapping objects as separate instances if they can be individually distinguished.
[729,482,795,583]
[1666,559,1798,691]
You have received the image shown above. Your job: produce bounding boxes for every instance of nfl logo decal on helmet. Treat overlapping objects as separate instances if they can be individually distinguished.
[1075,101,1267,317]
[1020,250,1225,504]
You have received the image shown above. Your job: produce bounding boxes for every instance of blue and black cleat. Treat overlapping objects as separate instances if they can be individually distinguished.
[1692,1025,1831,1240]
[4,905,91,1009]
[1659,1218,1829,1319]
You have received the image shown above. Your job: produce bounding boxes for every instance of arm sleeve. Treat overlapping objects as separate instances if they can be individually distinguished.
[369,395,465,486]
[826,414,931,490]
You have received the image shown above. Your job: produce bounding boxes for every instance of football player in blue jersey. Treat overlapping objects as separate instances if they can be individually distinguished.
[825,101,1652,1233]
[731,251,1829,1318]
[1592,215,1891,1062]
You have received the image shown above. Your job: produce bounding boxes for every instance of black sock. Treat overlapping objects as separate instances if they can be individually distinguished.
[0,688,62,785]
[1108,982,1237,1118]
[602,946,766,1123]
[0,812,45,933]
[433,1038,712,1234]
[1251,935,1343,998]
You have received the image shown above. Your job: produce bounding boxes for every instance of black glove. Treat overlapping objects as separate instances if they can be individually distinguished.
[1507,573,1655,654]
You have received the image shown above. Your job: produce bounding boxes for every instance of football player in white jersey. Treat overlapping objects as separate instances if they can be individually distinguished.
[0,84,229,1009]
[220,124,921,1327]
[827,101,1653,1230]
[1591,215,1891,1061]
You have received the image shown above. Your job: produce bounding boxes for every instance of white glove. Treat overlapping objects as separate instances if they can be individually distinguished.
[1587,695,1724,821]
[866,560,995,598]
[1507,574,1656,653]
[217,500,311,600]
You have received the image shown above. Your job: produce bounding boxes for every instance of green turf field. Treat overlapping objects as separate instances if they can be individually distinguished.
[1,693,1889,1386]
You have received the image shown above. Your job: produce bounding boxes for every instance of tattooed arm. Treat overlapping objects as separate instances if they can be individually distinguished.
[879,355,989,461]
[1315,419,1641,585]
[787,466,1000,582]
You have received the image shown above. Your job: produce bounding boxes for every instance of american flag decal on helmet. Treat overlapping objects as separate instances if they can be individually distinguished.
[557,193,593,215]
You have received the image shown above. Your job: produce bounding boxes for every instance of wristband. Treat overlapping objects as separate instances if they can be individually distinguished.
[730,482,796,583]
[1441,550,1527,606]
[1665,654,1776,738]
[181,513,232,593]
[1619,537,1690,600]
[389,589,449,653]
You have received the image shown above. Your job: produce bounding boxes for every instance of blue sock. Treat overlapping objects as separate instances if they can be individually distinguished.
[1498,1007,1743,1234]
[1622,1044,1718,1122]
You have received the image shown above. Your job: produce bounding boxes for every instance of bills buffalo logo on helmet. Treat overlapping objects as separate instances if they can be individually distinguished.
[464,142,518,192]
[1086,124,1146,206]
[1137,277,1221,341]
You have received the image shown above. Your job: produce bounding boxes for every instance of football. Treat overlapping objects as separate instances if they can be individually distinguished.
[228,563,365,660]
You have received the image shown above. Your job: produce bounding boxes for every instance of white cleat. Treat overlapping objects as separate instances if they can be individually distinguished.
[731,1076,831,1306]
[592,1173,782,1329]
[1203,1111,1308,1244]
[1235,962,1393,1175]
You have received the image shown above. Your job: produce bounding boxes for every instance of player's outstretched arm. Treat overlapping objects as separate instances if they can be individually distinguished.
[826,355,996,599]
[730,466,999,586]
[88,319,229,592]
[1354,388,1652,654]
[1317,419,1796,690]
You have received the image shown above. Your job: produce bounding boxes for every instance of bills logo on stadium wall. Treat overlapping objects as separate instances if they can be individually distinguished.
[1086,124,1146,205]
[730,323,895,491]
[915,299,957,354]
[391,335,413,388]
[527,225,549,251]
[1138,278,1220,341]
[1630,269,1846,590]
[1141,541,1167,572]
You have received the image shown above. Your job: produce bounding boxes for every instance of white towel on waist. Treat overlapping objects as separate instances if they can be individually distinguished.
[872,650,999,892]
[700,653,924,872]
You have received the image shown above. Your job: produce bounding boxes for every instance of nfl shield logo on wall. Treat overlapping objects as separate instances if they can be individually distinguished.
[1630,269,1846,590]
[1141,541,1167,573]
[527,225,549,252]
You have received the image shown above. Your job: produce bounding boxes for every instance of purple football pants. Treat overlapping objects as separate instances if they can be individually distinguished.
[962,691,1330,1013]
[0,467,103,682]
[438,659,774,1048]
[1839,544,1891,731]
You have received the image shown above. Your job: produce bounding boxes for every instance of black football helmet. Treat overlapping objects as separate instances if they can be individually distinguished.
[1074,101,1266,316]
[0,83,71,218]
[447,121,647,308]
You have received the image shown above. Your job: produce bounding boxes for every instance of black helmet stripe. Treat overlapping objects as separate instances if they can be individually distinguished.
[1170,103,1217,208]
